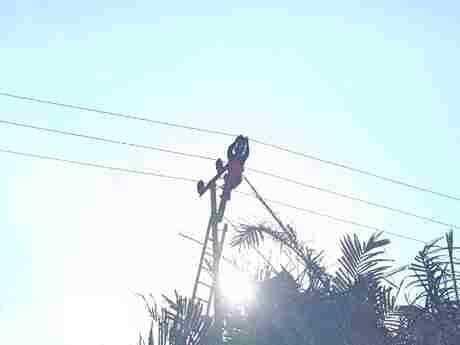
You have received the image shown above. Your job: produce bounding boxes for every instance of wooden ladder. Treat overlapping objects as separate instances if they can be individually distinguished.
[191,183,228,316]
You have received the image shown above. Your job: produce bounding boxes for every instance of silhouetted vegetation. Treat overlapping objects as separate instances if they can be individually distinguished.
[138,226,459,345]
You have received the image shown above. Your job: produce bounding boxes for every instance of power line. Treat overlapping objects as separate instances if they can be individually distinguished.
[234,189,427,245]
[177,232,236,267]
[2,91,459,202]
[0,148,197,183]
[0,147,428,245]
[0,119,216,162]
[249,138,460,202]
[1,118,458,230]
[0,92,235,138]
[246,168,460,230]
[179,231,278,277]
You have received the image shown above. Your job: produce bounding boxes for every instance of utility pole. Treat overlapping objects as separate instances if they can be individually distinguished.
[190,135,249,345]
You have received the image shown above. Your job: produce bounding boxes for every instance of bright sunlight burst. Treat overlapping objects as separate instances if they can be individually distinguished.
[220,266,254,306]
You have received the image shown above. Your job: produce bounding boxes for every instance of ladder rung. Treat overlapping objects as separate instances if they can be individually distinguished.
[203,265,211,272]
[204,253,216,261]
[198,281,213,289]
[204,259,214,270]
[197,297,209,304]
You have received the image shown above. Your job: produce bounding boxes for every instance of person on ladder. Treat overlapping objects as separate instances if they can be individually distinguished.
[217,135,249,218]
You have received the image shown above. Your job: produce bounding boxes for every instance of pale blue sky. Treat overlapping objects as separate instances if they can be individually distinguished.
[1,2,460,344]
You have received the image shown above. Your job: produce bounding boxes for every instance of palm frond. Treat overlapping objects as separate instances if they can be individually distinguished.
[333,232,391,291]
[446,230,459,303]
[231,224,267,249]
[407,237,453,308]
[148,321,154,345]
[138,291,212,345]
[232,223,330,290]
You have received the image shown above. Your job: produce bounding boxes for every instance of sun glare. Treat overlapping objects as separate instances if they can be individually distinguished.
[220,267,254,306]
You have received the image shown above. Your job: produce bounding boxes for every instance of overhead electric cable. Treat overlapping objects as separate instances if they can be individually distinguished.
[0,147,429,245]
[237,180,427,245]
[0,147,197,183]
[2,91,459,202]
[1,118,457,230]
